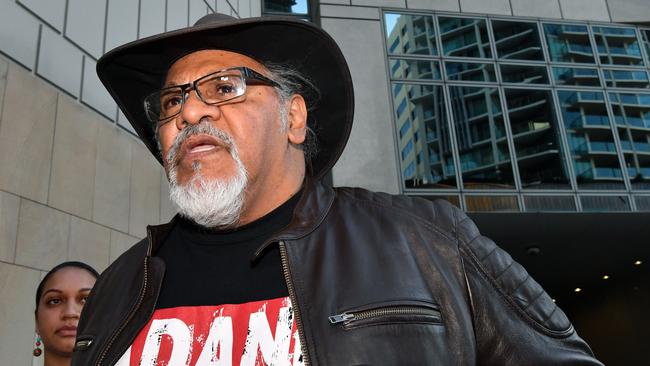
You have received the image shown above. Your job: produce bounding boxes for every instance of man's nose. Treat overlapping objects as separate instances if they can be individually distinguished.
[176,89,221,129]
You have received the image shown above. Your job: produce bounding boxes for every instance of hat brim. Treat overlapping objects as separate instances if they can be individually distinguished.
[97,15,354,180]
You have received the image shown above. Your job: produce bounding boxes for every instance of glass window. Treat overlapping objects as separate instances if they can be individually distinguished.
[593,26,644,66]
[603,69,649,88]
[524,195,576,211]
[389,58,441,80]
[635,195,650,210]
[505,89,570,189]
[543,23,595,63]
[557,90,625,189]
[581,195,630,211]
[465,195,519,211]
[448,86,515,189]
[552,67,601,86]
[420,195,461,207]
[392,83,457,188]
[608,92,650,189]
[500,64,548,84]
[642,29,650,62]
[264,0,309,15]
[439,16,491,58]
[492,20,543,61]
[445,62,495,82]
[385,13,437,56]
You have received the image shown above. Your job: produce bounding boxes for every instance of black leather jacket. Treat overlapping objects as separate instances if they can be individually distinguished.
[73,180,602,365]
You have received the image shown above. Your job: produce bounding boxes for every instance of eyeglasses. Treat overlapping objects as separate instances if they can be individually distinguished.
[143,66,279,123]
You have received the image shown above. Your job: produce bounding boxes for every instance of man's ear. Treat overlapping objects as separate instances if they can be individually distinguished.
[286,94,307,145]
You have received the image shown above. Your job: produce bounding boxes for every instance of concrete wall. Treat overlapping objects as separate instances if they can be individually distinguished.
[323,0,650,193]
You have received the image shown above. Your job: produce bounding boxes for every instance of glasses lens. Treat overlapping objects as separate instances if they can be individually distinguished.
[197,71,246,104]
[144,86,184,122]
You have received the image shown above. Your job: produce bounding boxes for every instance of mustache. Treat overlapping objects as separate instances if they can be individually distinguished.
[166,121,236,167]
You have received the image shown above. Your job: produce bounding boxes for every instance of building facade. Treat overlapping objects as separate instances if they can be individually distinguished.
[0,0,648,365]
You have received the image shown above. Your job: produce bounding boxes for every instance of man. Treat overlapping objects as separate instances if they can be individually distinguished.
[73,13,602,365]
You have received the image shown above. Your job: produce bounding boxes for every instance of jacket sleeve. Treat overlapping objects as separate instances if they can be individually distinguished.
[451,206,603,365]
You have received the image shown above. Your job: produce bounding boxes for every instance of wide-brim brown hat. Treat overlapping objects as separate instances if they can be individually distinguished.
[97,13,353,179]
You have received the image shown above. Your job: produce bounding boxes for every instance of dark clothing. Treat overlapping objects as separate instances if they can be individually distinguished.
[155,190,300,308]
[73,179,602,365]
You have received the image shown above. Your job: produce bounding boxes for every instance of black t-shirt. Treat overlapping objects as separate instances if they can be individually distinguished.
[155,190,302,309]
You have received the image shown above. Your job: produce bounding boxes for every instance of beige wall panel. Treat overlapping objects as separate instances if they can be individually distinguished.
[559,0,610,21]
[129,144,160,238]
[607,0,650,23]
[511,0,562,18]
[406,0,460,11]
[109,229,139,263]
[15,200,69,270]
[49,96,100,219]
[321,5,380,19]
[0,58,7,119]
[352,0,405,7]
[0,64,57,204]
[324,18,400,194]
[0,262,41,366]
[93,121,133,232]
[68,217,110,272]
[0,191,20,262]
[459,0,512,15]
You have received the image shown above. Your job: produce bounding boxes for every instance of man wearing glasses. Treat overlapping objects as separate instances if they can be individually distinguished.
[73,13,602,366]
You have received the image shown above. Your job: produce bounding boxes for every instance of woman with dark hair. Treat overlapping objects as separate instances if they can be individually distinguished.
[34,261,99,366]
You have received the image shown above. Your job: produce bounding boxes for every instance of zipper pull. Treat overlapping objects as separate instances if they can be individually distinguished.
[74,338,93,351]
[328,312,354,325]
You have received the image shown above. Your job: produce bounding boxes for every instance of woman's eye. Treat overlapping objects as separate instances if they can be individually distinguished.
[46,298,61,306]
[81,295,89,304]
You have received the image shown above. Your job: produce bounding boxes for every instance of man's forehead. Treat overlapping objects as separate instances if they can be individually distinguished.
[164,49,267,84]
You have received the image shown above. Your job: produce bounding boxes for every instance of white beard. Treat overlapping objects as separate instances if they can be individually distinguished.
[166,122,248,228]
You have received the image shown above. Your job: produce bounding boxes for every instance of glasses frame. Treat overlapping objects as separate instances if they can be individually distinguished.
[144,66,279,123]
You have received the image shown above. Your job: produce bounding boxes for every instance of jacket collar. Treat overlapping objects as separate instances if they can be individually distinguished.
[145,178,336,258]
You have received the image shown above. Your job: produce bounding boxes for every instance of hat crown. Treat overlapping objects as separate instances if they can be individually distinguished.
[194,13,236,27]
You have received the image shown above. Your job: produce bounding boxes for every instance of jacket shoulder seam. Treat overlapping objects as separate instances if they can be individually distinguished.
[459,242,574,338]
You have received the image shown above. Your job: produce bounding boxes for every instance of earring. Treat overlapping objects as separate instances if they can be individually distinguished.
[33,335,42,357]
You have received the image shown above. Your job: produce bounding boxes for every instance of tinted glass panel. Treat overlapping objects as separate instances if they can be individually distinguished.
[492,20,543,61]
[465,195,519,211]
[500,64,548,84]
[524,195,576,211]
[557,90,625,189]
[389,58,441,80]
[445,62,495,82]
[393,83,457,188]
[581,195,630,211]
[543,23,595,63]
[593,26,644,66]
[608,92,650,189]
[448,86,515,189]
[642,29,650,62]
[439,17,491,58]
[385,13,437,56]
[603,69,649,88]
[552,67,601,86]
[635,196,650,210]
[264,0,308,14]
[505,89,570,189]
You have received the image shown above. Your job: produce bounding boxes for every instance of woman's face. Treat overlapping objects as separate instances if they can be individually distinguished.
[35,267,96,358]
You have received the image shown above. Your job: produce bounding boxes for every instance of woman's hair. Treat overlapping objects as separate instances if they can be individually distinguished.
[35,261,100,310]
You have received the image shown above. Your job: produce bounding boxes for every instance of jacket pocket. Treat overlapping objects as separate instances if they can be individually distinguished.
[328,300,442,330]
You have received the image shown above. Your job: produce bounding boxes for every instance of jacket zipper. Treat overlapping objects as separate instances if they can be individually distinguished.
[279,241,311,366]
[95,236,152,366]
[329,305,441,326]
